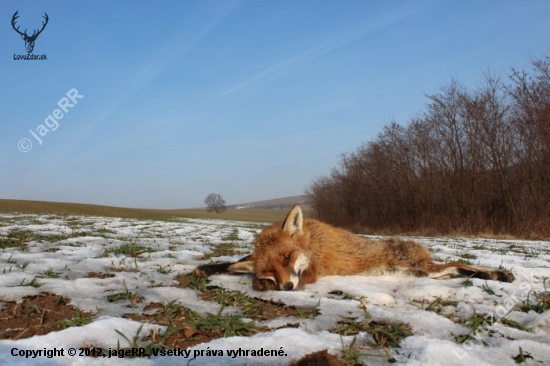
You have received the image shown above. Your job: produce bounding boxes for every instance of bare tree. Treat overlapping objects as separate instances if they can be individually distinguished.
[205,193,226,213]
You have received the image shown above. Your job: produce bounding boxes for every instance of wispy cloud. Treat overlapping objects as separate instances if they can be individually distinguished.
[98,8,235,127]
[66,4,423,166]
[154,5,422,127]
[57,2,240,164]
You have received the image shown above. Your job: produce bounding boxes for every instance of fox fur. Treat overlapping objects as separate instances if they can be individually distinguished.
[194,205,515,291]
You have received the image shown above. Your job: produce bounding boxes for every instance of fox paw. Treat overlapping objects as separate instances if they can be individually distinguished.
[457,268,515,282]
[494,270,515,282]
[193,263,229,278]
[252,278,278,291]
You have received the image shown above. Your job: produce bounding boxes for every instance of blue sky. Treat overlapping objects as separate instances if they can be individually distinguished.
[1,1,549,209]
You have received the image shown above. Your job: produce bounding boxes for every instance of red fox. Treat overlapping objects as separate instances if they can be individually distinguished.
[194,205,515,291]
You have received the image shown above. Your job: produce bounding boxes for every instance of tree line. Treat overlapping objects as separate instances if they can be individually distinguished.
[308,54,550,238]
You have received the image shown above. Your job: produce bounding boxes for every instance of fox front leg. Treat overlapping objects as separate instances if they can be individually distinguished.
[193,254,254,277]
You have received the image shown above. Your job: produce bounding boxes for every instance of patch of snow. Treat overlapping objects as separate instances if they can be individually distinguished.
[0,214,549,365]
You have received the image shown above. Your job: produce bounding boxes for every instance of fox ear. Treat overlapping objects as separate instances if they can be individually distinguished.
[282,204,303,236]
[228,260,255,273]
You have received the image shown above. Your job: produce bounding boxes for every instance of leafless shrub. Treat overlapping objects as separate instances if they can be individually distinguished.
[308,54,550,238]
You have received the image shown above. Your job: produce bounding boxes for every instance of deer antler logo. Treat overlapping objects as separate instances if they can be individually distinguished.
[12,10,49,54]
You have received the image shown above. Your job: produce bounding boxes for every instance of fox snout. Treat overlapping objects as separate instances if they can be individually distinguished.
[282,282,295,291]
[266,252,310,291]
[254,274,298,291]
[281,269,302,291]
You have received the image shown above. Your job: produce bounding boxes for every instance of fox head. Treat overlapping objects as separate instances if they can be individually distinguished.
[228,205,310,291]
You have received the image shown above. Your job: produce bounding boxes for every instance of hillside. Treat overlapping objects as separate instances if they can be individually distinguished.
[0,199,294,223]
[229,195,309,210]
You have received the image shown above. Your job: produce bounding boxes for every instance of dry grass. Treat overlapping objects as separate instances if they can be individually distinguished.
[0,199,293,223]
[354,225,549,241]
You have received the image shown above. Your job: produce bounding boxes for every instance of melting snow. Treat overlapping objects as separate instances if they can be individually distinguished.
[0,214,549,365]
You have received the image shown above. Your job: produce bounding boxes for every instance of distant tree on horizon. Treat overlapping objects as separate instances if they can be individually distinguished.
[205,193,226,213]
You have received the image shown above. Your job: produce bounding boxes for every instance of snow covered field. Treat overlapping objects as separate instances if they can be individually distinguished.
[0,213,549,365]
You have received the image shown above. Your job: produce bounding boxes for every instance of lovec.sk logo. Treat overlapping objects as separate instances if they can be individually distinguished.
[12,10,48,60]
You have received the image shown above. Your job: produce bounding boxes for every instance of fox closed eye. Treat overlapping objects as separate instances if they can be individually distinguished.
[283,253,291,264]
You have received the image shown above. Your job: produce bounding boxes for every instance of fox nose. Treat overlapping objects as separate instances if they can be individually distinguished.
[283,282,294,291]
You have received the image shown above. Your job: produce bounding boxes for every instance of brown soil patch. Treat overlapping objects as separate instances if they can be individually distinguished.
[85,272,115,279]
[175,273,319,321]
[538,292,550,305]
[202,290,315,320]
[0,292,92,340]
[123,303,209,349]
[174,273,196,285]
[123,302,262,349]
[290,349,344,366]
[201,243,238,260]
[331,317,413,348]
